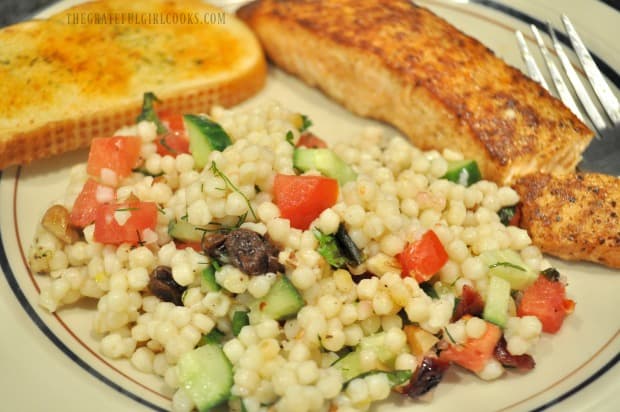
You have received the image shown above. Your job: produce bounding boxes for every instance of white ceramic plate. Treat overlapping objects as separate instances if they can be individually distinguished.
[0,1,618,411]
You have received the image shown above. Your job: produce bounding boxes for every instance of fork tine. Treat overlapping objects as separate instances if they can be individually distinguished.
[562,15,620,124]
[515,30,549,91]
[529,24,584,122]
[547,22,607,131]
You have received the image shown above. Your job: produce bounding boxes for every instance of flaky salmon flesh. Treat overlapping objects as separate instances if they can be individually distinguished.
[237,0,593,186]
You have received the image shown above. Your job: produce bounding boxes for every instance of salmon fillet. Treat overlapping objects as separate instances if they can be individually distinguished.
[237,0,593,185]
[513,173,620,269]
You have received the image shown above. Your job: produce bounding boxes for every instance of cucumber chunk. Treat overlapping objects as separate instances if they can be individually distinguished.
[350,369,413,388]
[483,276,511,327]
[332,332,401,382]
[248,275,304,322]
[479,249,537,290]
[443,160,481,186]
[184,114,232,169]
[168,219,205,243]
[177,343,233,411]
[293,147,357,185]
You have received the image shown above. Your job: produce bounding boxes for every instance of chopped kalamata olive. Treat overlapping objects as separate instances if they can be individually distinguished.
[494,337,536,370]
[41,204,79,244]
[224,229,283,275]
[201,232,229,263]
[452,284,485,321]
[202,229,283,276]
[148,265,186,306]
[541,267,561,282]
[398,356,449,398]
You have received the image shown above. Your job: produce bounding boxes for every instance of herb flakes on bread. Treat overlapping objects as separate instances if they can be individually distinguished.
[0,0,266,170]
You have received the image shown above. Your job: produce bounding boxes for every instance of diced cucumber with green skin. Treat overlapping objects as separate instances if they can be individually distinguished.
[332,332,399,382]
[184,114,232,169]
[443,160,481,186]
[168,219,205,243]
[332,351,364,382]
[293,147,357,185]
[231,310,249,336]
[248,275,304,322]
[483,276,511,327]
[479,249,537,290]
[348,369,413,388]
[177,343,233,411]
[201,264,221,293]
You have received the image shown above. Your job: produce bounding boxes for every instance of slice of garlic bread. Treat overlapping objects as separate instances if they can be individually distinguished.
[0,0,266,169]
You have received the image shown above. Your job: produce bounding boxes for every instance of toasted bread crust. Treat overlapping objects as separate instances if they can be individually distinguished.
[513,172,620,268]
[238,0,593,185]
[0,0,266,169]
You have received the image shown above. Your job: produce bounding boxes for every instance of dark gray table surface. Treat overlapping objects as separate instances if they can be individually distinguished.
[1,0,57,27]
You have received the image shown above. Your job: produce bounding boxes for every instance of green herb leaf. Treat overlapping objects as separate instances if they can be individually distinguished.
[136,92,167,134]
[443,327,458,345]
[285,130,295,146]
[498,205,516,226]
[209,161,257,220]
[299,114,312,132]
[313,229,348,268]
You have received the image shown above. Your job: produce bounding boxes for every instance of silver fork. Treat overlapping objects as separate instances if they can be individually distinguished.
[515,15,620,176]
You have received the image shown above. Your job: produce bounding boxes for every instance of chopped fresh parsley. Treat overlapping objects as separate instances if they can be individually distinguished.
[313,224,364,268]
[136,92,167,134]
[314,229,348,268]
[299,114,313,132]
[209,161,257,220]
[285,130,295,146]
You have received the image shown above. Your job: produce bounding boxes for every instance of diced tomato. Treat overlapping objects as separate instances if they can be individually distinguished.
[155,110,190,156]
[87,136,142,184]
[273,174,339,230]
[70,179,115,227]
[398,230,448,283]
[158,110,185,132]
[517,274,574,333]
[175,241,202,252]
[93,201,158,245]
[440,320,502,373]
[296,132,328,149]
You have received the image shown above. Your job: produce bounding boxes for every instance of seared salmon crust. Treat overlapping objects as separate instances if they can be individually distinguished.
[513,172,620,269]
[238,0,593,185]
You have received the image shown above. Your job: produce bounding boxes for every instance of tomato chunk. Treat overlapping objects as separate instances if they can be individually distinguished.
[87,136,142,184]
[440,320,502,373]
[517,274,574,333]
[70,179,115,228]
[398,230,448,283]
[155,110,190,156]
[93,201,158,245]
[273,174,339,230]
[296,132,328,149]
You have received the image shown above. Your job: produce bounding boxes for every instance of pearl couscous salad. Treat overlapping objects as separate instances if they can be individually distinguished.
[29,93,574,412]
